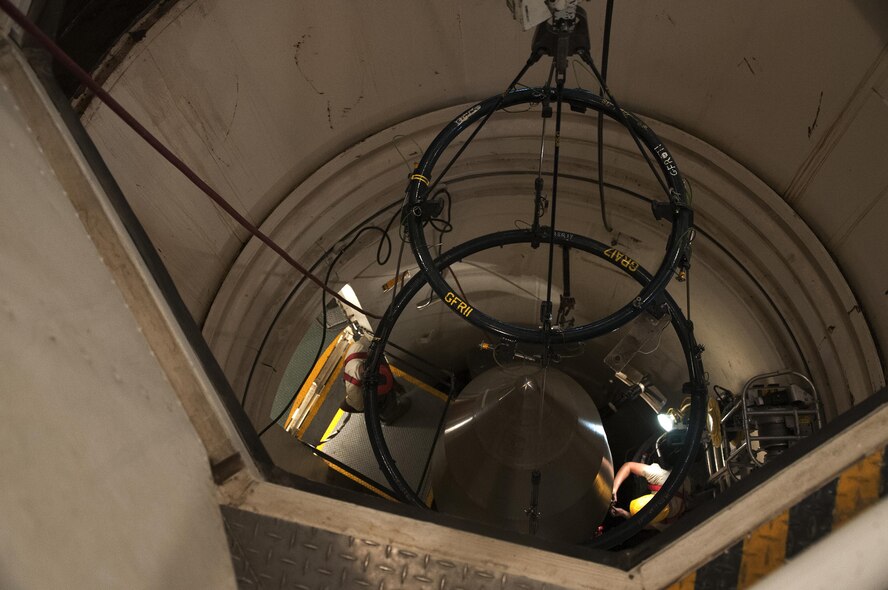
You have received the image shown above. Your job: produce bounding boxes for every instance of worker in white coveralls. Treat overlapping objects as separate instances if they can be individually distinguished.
[610,429,689,529]
[340,333,411,425]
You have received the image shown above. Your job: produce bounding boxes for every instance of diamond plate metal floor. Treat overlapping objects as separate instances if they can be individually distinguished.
[221,505,566,590]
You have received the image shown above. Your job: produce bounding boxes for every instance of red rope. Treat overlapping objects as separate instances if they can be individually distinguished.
[0,0,383,319]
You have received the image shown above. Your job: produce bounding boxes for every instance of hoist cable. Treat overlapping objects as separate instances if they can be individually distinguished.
[596,0,615,232]
[427,50,542,193]
[577,48,671,200]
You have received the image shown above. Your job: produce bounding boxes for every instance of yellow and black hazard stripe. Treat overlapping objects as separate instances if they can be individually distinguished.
[667,445,888,590]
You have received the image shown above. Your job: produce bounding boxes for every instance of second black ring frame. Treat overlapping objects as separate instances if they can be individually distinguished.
[404,87,694,344]
[362,228,706,549]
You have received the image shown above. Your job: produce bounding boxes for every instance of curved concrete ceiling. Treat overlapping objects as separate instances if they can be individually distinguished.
[201,104,880,424]
[75,1,888,426]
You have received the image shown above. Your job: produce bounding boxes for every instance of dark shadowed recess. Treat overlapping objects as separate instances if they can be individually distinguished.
[28,0,161,97]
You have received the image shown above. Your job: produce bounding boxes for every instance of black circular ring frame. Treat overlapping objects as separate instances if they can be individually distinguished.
[405,88,693,343]
[363,228,706,549]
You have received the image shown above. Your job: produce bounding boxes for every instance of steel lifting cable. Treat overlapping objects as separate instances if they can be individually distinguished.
[427,50,542,194]
[541,71,566,357]
[0,0,382,320]
[578,46,671,200]
[531,61,555,245]
[596,0,615,233]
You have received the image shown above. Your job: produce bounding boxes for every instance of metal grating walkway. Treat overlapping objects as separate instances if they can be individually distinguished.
[314,365,447,501]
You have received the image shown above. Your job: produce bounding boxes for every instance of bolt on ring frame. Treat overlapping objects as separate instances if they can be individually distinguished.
[362,228,706,549]
[404,88,693,343]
